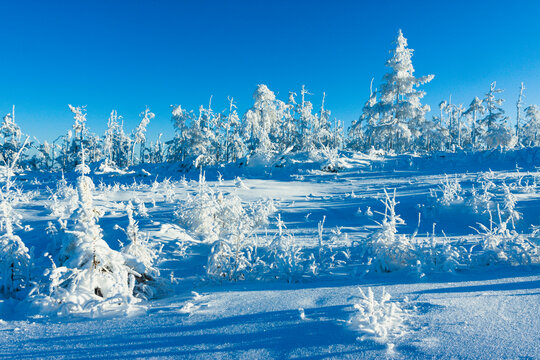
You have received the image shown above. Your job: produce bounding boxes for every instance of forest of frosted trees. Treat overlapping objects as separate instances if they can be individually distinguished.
[2,30,539,172]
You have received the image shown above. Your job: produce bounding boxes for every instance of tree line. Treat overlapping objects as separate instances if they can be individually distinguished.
[1,30,539,171]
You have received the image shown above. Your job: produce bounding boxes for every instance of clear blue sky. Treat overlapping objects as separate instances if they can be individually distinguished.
[0,0,539,142]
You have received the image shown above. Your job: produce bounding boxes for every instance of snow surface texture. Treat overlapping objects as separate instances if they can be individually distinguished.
[0,150,538,359]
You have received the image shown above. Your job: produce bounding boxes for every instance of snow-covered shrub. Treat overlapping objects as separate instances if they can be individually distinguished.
[513,173,537,194]
[177,172,274,242]
[246,198,277,229]
[364,189,416,273]
[465,173,496,214]
[47,173,78,219]
[365,190,469,275]
[267,215,304,282]
[501,183,520,229]
[315,144,345,173]
[471,209,538,266]
[162,178,176,202]
[308,217,350,275]
[414,224,467,275]
[348,287,413,350]
[0,232,31,298]
[182,172,275,281]
[437,175,463,206]
[95,159,125,175]
[115,202,162,299]
[206,233,263,282]
[134,198,149,217]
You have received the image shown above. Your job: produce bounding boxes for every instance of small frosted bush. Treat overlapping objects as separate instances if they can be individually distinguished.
[349,287,412,349]
[176,172,275,242]
[364,189,416,273]
[472,209,538,266]
[437,175,463,206]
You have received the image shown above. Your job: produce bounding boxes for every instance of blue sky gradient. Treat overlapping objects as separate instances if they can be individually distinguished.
[0,0,538,142]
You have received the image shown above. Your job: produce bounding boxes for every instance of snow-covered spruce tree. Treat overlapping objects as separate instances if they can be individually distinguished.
[463,96,485,150]
[279,92,297,152]
[40,151,153,316]
[102,110,116,167]
[305,90,341,153]
[359,30,434,152]
[522,104,540,147]
[479,82,516,149]
[0,140,32,298]
[131,107,154,165]
[56,130,73,171]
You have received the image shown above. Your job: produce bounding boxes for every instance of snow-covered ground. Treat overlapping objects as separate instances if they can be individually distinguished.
[0,150,538,359]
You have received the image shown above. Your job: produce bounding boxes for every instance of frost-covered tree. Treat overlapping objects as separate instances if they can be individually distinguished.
[0,142,31,297]
[480,82,516,149]
[103,110,131,168]
[0,106,26,167]
[34,140,54,170]
[148,133,165,164]
[192,100,220,166]
[360,30,434,152]
[294,85,318,152]
[222,97,245,163]
[43,151,155,315]
[131,107,154,165]
[522,104,540,147]
[463,96,484,149]
[68,105,88,167]
[295,89,340,152]
[445,102,466,149]
[420,115,450,152]
[169,105,191,163]
[515,82,525,144]
[349,80,377,151]
[242,84,288,157]
[318,93,340,149]
[169,99,220,167]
